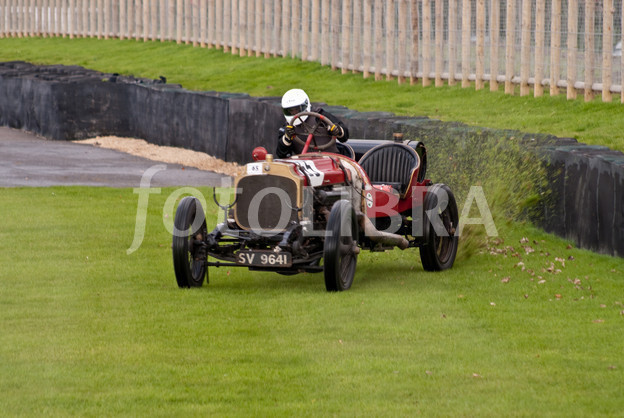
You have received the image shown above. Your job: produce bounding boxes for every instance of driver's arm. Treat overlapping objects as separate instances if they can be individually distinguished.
[276,126,293,158]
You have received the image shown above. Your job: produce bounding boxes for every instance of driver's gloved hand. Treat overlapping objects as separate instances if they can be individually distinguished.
[327,124,344,138]
[284,125,296,143]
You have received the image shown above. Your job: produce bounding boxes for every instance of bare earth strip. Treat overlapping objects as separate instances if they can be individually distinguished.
[73,136,244,177]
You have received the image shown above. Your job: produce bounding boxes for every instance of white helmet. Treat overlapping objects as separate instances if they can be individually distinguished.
[281,88,311,125]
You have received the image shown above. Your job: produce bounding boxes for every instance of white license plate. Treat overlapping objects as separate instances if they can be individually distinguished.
[236,250,292,267]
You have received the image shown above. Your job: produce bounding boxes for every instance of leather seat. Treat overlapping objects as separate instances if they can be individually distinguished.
[358,143,420,196]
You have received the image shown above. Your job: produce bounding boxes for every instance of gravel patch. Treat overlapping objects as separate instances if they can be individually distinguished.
[74,136,244,177]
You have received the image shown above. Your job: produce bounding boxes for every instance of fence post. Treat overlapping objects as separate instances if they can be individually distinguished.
[410,0,418,85]
[352,0,361,72]
[397,0,408,83]
[199,0,206,46]
[0,0,4,38]
[135,0,142,41]
[292,0,300,58]
[105,0,111,39]
[490,0,500,91]
[322,0,329,65]
[69,0,75,39]
[301,0,309,59]
[61,0,67,38]
[534,0,545,97]
[311,0,320,61]
[550,0,561,96]
[567,0,577,99]
[185,0,192,45]
[363,0,371,78]
[331,0,339,69]
[422,0,431,86]
[151,0,157,41]
[224,0,230,51]
[520,0,531,96]
[584,0,594,101]
[119,0,125,38]
[240,0,247,55]
[448,0,457,85]
[231,0,237,53]
[374,0,383,80]
[263,0,270,57]
[255,0,261,55]
[113,0,119,38]
[461,0,470,88]
[386,0,395,80]
[504,0,515,94]
[142,0,148,41]
[435,0,443,86]
[245,0,252,54]
[159,0,166,41]
[25,0,31,37]
[602,0,613,102]
[342,0,352,74]
[82,0,88,37]
[273,0,280,57]
[282,0,289,57]
[476,0,485,90]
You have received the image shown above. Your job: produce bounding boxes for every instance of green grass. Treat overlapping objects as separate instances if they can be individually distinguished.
[1,37,624,415]
[1,187,623,416]
[0,36,623,153]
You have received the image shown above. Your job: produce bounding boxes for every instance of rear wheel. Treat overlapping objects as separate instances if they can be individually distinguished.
[324,200,359,291]
[172,196,208,288]
[419,184,458,271]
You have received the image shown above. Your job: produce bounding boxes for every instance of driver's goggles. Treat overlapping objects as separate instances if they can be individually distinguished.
[283,104,306,116]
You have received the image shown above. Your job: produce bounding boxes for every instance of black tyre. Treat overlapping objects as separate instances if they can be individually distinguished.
[172,196,208,288]
[323,200,359,291]
[419,184,459,271]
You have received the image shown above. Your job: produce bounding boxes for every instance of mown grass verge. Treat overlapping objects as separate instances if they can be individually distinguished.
[0,36,623,153]
[1,37,623,415]
[0,187,623,416]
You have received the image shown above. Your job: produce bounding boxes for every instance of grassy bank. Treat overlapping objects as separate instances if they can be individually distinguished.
[0,187,623,416]
[0,36,623,153]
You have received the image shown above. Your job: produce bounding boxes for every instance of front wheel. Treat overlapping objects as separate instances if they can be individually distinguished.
[323,200,359,291]
[419,184,459,271]
[172,196,208,288]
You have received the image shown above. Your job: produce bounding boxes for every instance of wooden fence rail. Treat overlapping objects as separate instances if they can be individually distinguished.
[1,0,623,103]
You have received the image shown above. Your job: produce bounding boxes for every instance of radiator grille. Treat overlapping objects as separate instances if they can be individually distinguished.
[235,175,299,232]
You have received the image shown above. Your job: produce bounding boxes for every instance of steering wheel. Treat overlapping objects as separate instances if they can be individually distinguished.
[289,111,337,153]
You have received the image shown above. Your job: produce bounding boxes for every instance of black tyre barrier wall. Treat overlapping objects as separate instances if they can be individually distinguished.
[1,61,622,258]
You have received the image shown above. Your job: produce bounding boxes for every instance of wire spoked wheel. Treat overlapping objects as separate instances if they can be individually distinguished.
[419,183,459,271]
[323,200,359,291]
[172,196,208,288]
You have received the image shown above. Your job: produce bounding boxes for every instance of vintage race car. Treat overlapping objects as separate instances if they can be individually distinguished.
[172,111,458,291]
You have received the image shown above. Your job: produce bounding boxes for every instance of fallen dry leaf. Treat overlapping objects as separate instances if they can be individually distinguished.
[520,237,529,244]
[501,277,511,283]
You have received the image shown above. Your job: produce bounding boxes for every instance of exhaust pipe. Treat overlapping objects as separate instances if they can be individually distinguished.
[360,215,409,250]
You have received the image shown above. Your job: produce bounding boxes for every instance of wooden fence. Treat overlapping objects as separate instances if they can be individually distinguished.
[1,0,623,103]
